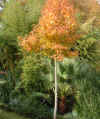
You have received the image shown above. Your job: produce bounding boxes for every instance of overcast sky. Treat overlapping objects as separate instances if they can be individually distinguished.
[96,0,100,4]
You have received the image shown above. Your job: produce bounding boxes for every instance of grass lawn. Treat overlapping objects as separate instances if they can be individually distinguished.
[0,109,30,119]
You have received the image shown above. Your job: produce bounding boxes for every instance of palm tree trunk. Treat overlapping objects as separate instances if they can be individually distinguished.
[54,59,58,119]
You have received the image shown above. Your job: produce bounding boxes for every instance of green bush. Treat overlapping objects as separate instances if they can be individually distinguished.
[71,62,100,119]
[20,53,50,94]
[9,93,52,119]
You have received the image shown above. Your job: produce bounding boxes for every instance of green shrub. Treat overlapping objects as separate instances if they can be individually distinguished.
[20,53,50,94]
[72,62,100,119]
[9,93,52,119]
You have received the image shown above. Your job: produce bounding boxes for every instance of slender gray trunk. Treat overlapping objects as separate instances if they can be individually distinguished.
[49,59,52,81]
[54,59,58,119]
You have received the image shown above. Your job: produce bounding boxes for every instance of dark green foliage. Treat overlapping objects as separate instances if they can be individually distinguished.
[9,93,52,119]
[69,61,100,119]
[0,31,18,70]
[76,32,100,64]
[75,79,100,119]
[0,71,14,103]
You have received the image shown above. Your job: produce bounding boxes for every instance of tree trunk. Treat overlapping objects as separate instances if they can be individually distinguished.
[54,59,58,119]
[59,96,66,114]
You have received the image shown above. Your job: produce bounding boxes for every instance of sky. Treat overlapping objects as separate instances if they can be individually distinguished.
[96,0,100,4]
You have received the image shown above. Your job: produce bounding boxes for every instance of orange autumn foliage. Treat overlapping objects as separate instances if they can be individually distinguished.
[19,0,79,61]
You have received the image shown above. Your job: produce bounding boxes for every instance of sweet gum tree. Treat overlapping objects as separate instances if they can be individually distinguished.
[19,0,79,118]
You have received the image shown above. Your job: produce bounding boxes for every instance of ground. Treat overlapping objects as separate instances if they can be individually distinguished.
[0,109,30,119]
